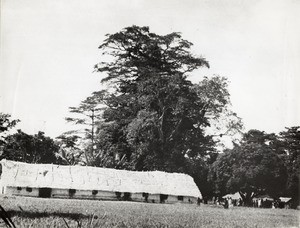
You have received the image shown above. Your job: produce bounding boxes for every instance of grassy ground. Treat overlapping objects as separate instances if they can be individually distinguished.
[0,196,299,228]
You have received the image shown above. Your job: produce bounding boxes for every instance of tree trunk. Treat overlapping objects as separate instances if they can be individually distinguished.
[239,191,253,206]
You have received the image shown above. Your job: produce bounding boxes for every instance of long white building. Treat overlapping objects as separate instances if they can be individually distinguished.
[0,159,202,204]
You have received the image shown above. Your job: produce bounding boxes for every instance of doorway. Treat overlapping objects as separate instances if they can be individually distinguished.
[39,188,52,198]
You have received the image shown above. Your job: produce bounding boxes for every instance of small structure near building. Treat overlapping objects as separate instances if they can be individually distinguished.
[222,192,242,200]
[279,197,292,209]
[0,159,201,204]
[222,192,242,208]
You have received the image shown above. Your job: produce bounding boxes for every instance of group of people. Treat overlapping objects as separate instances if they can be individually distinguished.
[212,196,288,209]
[223,197,243,208]
[213,197,243,208]
[252,198,287,209]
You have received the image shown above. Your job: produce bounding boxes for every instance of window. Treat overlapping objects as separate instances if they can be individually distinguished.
[17,187,22,191]
[69,189,76,196]
[92,190,98,195]
[142,192,149,202]
[178,196,183,201]
[39,188,52,198]
[160,194,168,203]
[26,187,32,192]
[115,192,121,199]
[142,192,148,197]
[123,192,131,201]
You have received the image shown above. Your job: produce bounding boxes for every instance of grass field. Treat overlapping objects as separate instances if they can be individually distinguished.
[0,196,299,228]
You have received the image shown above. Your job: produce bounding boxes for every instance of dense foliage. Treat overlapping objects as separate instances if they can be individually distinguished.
[209,129,298,206]
[0,130,59,164]
[0,113,19,145]
[65,91,106,165]
[89,26,241,174]
[55,134,84,165]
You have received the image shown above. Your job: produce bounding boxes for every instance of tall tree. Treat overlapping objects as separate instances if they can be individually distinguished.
[95,26,207,171]
[65,90,107,165]
[92,26,242,176]
[209,130,287,205]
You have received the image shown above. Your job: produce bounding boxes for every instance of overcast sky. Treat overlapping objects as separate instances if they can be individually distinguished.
[1,0,299,139]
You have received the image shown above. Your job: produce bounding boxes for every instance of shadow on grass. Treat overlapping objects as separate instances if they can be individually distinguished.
[7,210,93,220]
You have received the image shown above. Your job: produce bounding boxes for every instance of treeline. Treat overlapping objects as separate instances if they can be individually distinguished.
[210,128,299,208]
[0,26,298,208]
[0,115,298,207]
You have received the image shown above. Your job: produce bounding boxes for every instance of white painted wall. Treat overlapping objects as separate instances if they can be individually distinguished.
[52,189,117,200]
[165,195,178,203]
[131,192,145,202]
[3,186,199,204]
[6,186,39,197]
[183,196,197,204]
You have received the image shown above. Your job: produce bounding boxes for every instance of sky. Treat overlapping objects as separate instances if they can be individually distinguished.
[1,0,299,139]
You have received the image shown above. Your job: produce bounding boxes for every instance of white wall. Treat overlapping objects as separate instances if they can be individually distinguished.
[183,196,197,204]
[6,186,39,197]
[4,186,199,204]
[165,195,178,203]
[131,192,145,202]
[52,189,117,200]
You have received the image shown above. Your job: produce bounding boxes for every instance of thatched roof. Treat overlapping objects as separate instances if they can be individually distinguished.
[0,159,201,198]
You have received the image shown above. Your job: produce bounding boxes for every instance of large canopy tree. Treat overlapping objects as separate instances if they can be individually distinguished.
[92,26,242,173]
[65,26,242,199]
[209,129,287,205]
